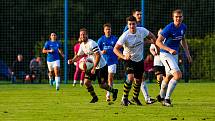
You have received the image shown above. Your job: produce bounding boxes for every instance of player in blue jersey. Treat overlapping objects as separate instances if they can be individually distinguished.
[156,9,192,106]
[42,32,64,91]
[97,23,118,102]
[123,9,143,32]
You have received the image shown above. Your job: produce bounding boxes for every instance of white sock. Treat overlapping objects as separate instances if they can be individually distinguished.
[165,79,177,99]
[55,77,60,90]
[141,81,150,101]
[73,80,77,84]
[160,81,168,98]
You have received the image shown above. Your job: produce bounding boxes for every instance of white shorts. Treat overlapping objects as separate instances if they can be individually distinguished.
[160,52,180,75]
[108,64,117,73]
[47,60,60,71]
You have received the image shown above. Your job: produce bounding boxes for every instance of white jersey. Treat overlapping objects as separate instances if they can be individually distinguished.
[117,27,149,62]
[78,39,106,69]
[150,44,163,66]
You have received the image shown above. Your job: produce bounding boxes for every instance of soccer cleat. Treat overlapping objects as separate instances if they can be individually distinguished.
[106,96,111,102]
[90,96,98,103]
[73,83,76,87]
[112,89,118,101]
[156,95,164,103]
[163,99,172,107]
[145,98,157,104]
[131,97,143,106]
[121,98,129,106]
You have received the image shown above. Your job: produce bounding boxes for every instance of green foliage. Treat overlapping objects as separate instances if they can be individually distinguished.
[0,83,215,121]
[187,33,215,80]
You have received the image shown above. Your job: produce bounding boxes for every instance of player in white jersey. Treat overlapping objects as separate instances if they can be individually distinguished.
[114,16,157,106]
[156,9,192,106]
[150,29,165,88]
[68,28,118,103]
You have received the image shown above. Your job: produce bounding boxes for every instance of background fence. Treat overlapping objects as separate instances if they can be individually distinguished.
[0,0,214,82]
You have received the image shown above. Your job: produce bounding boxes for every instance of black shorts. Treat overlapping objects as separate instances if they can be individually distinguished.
[85,65,108,84]
[153,66,165,75]
[124,59,144,79]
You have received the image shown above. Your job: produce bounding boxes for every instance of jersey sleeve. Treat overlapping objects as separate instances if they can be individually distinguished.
[97,37,103,51]
[117,32,127,46]
[43,41,49,49]
[91,40,100,53]
[150,44,155,50]
[139,27,149,38]
[161,24,171,39]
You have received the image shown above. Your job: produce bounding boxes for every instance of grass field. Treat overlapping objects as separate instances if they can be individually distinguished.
[0,82,215,121]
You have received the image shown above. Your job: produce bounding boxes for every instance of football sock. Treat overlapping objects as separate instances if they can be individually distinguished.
[55,77,60,90]
[123,80,132,99]
[165,79,177,99]
[73,80,77,84]
[87,86,97,98]
[133,83,141,99]
[141,81,150,101]
[160,80,168,98]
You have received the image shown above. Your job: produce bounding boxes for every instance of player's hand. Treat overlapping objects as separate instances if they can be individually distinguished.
[169,49,177,55]
[101,50,106,54]
[68,59,73,64]
[123,53,131,60]
[91,67,96,74]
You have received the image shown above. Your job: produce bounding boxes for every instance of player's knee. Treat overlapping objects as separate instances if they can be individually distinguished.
[173,71,182,80]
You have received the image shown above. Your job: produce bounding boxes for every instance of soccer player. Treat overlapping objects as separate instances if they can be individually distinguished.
[68,28,118,103]
[123,9,143,32]
[124,9,156,104]
[73,39,86,87]
[97,23,118,102]
[42,32,64,91]
[114,16,157,106]
[150,29,165,88]
[156,9,192,107]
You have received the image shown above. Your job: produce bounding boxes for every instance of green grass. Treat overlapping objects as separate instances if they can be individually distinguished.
[0,82,215,121]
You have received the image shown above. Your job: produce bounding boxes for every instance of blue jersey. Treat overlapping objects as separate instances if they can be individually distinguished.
[123,22,143,32]
[44,40,62,62]
[97,35,118,66]
[160,22,187,54]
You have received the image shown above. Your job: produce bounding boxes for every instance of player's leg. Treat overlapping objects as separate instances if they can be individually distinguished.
[80,71,85,86]
[121,60,134,106]
[84,77,98,103]
[97,65,118,101]
[73,62,80,87]
[47,61,54,86]
[53,60,61,91]
[106,64,116,101]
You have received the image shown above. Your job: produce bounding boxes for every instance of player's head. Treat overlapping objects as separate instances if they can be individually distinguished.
[172,9,183,27]
[36,57,42,63]
[49,32,57,41]
[17,54,23,62]
[103,23,111,37]
[79,28,88,43]
[132,9,142,22]
[126,16,137,33]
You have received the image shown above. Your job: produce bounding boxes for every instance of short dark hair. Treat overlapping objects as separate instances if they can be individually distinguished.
[80,28,88,34]
[132,9,141,15]
[126,16,137,23]
[103,23,111,28]
[172,9,183,16]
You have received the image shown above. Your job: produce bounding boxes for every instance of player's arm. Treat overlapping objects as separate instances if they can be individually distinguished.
[150,44,157,56]
[42,48,54,54]
[180,38,192,63]
[114,44,130,60]
[91,46,101,74]
[146,32,160,55]
[58,48,64,58]
[156,34,176,55]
